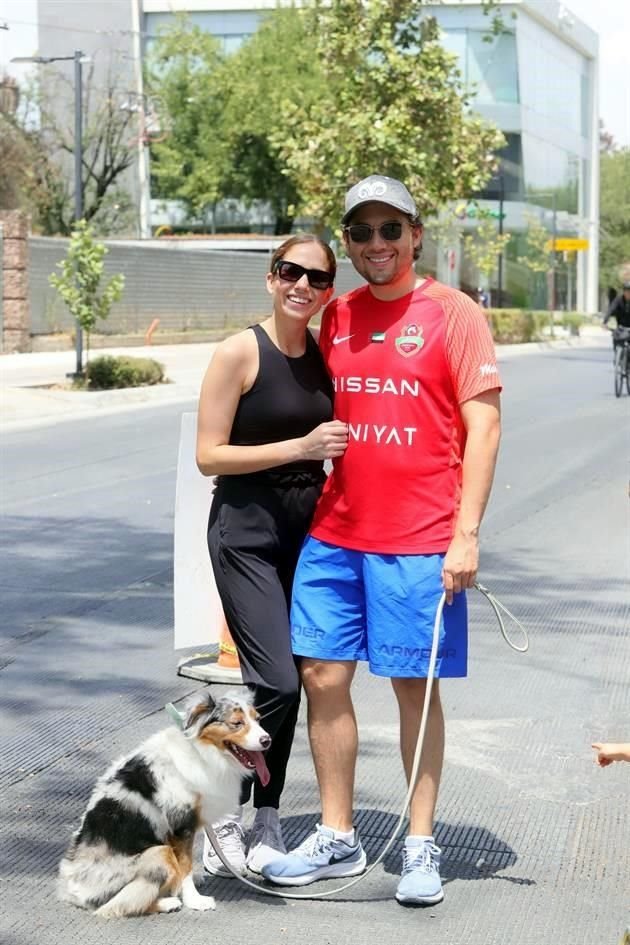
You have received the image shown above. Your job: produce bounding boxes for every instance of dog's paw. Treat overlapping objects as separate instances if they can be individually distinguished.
[156,896,183,913]
[184,893,216,912]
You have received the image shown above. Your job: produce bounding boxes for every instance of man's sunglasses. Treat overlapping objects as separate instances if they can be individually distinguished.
[273,259,334,290]
[343,220,411,243]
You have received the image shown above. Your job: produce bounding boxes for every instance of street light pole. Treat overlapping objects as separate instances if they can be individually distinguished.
[550,191,557,311]
[497,172,505,309]
[73,49,84,375]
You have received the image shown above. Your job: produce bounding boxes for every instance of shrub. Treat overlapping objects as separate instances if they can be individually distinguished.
[558,312,584,335]
[85,355,165,390]
[487,308,549,344]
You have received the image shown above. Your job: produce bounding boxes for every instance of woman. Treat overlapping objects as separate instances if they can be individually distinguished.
[196,235,347,877]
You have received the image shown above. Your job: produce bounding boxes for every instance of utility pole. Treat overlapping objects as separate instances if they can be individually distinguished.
[131,0,151,238]
[549,192,557,337]
[497,171,505,309]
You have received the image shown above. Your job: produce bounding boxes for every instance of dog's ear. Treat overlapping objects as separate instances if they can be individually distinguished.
[183,689,218,735]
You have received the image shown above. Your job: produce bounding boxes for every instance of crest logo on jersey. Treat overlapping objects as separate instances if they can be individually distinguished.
[395,323,424,358]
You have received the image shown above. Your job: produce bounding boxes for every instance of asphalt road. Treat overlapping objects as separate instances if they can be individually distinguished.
[1,340,628,945]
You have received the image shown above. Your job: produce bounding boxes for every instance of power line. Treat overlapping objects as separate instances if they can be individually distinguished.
[3,17,146,39]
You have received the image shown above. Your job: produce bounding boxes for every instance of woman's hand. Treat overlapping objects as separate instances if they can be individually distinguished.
[300,420,349,460]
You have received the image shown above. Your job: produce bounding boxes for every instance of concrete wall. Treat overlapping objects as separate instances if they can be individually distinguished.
[29,237,367,336]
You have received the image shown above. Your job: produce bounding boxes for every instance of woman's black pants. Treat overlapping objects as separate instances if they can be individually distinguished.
[207,472,323,810]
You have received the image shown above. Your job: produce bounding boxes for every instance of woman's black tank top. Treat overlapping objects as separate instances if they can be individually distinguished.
[228,324,333,479]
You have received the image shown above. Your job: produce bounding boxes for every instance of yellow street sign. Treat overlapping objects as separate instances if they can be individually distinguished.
[546,238,589,252]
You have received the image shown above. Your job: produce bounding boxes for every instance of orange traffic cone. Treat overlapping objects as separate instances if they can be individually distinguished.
[217,612,240,670]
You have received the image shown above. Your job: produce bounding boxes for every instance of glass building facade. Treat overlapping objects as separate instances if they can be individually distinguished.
[433,2,598,312]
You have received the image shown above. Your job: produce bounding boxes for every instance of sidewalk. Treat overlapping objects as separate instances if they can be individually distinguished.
[1,328,608,432]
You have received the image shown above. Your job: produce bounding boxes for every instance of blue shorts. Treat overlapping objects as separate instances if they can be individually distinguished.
[290,537,468,678]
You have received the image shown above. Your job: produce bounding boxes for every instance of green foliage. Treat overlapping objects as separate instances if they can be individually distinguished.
[559,312,585,335]
[486,308,548,343]
[517,214,552,274]
[148,1,505,232]
[148,20,230,217]
[49,221,125,351]
[270,0,505,228]
[217,8,323,233]
[599,148,630,293]
[463,215,511,285]
[85,355,165,389]
[148,10,322,232]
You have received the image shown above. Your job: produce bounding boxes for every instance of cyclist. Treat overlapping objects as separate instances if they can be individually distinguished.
[603,281,630,345]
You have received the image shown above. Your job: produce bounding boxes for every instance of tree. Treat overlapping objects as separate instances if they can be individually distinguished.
[49,220,125,370]
[599,148,630,294]
[463,214,511,290]
[147,20,231,224]
[0,75,28,209]
[217,8,323,234]
[270,0,505,228]
[517,213,554,322]
[147,11,322,233]
[599,120,617,155]
[11,63,137,235]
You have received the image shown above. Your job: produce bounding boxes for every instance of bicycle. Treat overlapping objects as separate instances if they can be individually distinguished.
[611,326,630,397]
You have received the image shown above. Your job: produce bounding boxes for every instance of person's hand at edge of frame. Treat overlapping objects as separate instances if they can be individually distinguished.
[591,742,630,767]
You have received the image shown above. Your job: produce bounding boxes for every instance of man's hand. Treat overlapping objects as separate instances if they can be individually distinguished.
[442,530,479,605]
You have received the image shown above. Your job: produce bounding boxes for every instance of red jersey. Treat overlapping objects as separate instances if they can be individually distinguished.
[310,278,502,554]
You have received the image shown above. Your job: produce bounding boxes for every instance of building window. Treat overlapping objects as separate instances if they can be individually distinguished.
[440,29,519,105]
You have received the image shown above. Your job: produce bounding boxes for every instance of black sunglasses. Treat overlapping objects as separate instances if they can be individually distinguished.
[343,220,412,243]
[273,259,334,291]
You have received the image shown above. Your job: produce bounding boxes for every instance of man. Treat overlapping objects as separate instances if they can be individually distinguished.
[262,175,502,905]
[603,281,630,345]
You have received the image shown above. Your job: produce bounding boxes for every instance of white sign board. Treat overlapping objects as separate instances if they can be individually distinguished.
[173,411,223,650]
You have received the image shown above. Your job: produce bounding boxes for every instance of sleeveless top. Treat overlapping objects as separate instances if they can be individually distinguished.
[227,323,333,484]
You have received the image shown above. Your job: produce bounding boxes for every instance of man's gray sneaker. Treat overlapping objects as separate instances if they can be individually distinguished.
[261,823,366,886]
[395,839,444,905]
[203,817,246,878]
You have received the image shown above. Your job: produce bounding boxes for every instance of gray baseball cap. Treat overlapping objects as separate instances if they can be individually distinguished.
[342,174,419,224]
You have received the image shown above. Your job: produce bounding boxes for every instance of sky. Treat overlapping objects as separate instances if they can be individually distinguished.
[0,0,628,147]
[563,0,629,147]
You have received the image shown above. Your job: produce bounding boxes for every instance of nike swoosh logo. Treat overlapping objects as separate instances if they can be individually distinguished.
[332,333,355,345]
[330,849,360,863]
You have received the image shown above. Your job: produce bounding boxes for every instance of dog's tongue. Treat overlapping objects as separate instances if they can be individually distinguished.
[250,751,270,787]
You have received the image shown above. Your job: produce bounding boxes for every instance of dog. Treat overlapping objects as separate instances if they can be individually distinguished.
[58,689,270,918]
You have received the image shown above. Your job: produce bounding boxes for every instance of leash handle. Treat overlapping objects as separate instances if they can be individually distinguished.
[474,582,529,652]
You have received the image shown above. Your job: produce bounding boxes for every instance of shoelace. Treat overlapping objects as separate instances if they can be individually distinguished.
[295,827,335,858]
[401,843,440,875]
[211,822,245,855]
[295,829,350,856]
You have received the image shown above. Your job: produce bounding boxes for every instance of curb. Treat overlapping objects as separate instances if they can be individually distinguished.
[1,384,199,433]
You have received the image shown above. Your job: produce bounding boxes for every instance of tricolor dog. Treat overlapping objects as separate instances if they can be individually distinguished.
[58,690,270,917]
